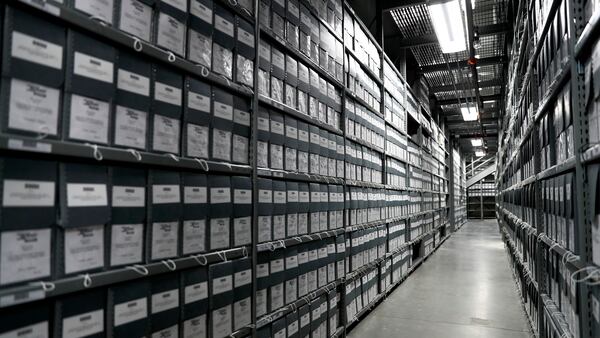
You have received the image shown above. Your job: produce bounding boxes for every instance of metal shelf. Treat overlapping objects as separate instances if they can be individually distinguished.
[10,0,253,98]
[0,134,252,175]
[345,180,386,189]
[256,168,344,184]
[346,134,385,154]
[575,8,600,58]
[256,280,341,328]
[256,229,345,252]
[258,95,343,135]
[0,246,249,309]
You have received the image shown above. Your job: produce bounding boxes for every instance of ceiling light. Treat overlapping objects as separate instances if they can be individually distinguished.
[475,150,486,157]
[474,54,481,58]
[461,105,478,121]
[471,138,483,146]
[428,0,467,53]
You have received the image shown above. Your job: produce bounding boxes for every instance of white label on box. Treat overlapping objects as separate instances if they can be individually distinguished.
[151,325,178,338]
[73,52,113,83]
[259,189,272,203]
[0,321,48,338]
[256,263,269,278]
[288,319,298,336]
[232,135,248,164]
[287,190,299,202]
[233,216,251,246]
[238,27,255,47]
[212,275,233,295]
[157,13,186,56]
[75,0,114,23]
[2,179,55,207]
[114,297,147,326]
[234,189,252,204]
[183,220,205,254]
[114,105,147,149]
[151,222,179,259]
[234,298,251,330]
[152,289,179,313]
[258,216,271,242]
[62,308,104,338]
[69,94,110,144]
[271,120,284,135]
[183,315,207,338]
[210,187,231,204]
[214,102,234,121]
[110,223,144,266]
[64,225,104,274]
[210,218,230,249]
[151,222,178,259]
[186,123,209,158]
[188,91,211,112]
[191,0,212,23]
[112,186,145,207]
[153,115,180,154]
[152,184,180,204]
[234,109,251,127]
[185,281,208,304]
[11,31,63,69]
[258,116,270,131]
[8,79,60,136]
[119,0,152,41]
[212,306,232,338]
[118,69,150,96]
[0,229,51,285]
[212,129,232,161]
[215,15,234,37]
[271,258,284,273]
[155,82,182,106]
[184,186,207,204]
[235,269,252,287]
[67,183,108,207]
[274,328,285,338]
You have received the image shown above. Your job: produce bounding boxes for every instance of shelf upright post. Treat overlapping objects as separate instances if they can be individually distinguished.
[340,3,348,336]
[251,0,261,336]
[568,0,593,336]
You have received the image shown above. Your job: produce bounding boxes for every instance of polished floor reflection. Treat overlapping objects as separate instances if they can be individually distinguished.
[348,220,533,338]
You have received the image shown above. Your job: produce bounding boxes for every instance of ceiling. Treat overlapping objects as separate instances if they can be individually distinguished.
[380,0,511,155]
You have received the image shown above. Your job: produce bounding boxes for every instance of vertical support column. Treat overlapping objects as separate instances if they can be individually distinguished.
[251,0,261,336]
[568,0,592,336]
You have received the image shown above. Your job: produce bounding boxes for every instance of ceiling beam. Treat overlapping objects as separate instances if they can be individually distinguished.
[382,0,426,11]
[451,132,499,138]
[445,118,497,124]
[386,24,510,48]
[418,56,506,73]
[437,94,502,106]
[430,79,502,93]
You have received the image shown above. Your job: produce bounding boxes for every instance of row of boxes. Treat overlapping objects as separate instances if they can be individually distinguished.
[256,108,344,177]
[257,39,343,131]
[343,10,380,78]
[542,172,577,252]
[0,157,253,287]
[546,249,580,338]
[534,0,569,102]
[348,225,387,272]
[344,139,384,184]
[259,0,344,83]
[2,7,254,163]
[539,82,573,172]
[0,258,251,338]
[256,179,344,243]
[386,126,409,162]
[385,157,407,188]
[344,248,411,324]
[345,98,385,150]
[345,54,381,114]
[75,0,255,84]
[256,237,345,317]
[257,289,340,338]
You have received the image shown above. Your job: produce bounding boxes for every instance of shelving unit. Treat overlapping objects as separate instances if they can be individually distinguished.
[468,181,496,219]
[0,1,467,338]
[496,0,600,337]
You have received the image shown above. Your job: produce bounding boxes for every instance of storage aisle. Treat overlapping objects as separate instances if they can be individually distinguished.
[348,220,532,338]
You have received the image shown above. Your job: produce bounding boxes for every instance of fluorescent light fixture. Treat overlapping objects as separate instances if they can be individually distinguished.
[428,0,467,53]
[460,105,478,121]
[475,150,486,157]
[471,138,483,146]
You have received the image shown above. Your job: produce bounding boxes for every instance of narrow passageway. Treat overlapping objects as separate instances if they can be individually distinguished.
[348,220,533,338]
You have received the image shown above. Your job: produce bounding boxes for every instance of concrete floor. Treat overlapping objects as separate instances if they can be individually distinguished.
[348,220,533,338]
